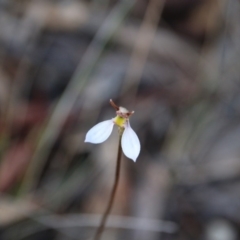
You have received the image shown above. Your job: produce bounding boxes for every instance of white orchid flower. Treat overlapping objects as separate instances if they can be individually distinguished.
[85,100,140,162]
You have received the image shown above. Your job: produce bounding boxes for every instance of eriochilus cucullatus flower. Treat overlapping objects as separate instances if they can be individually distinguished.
[85,99,140,161]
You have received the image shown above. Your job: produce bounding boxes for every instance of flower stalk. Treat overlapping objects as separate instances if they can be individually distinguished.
[85,100,140,239]
[93,130,123,240]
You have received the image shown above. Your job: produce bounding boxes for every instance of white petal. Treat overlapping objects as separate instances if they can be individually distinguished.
[85,119,114,144]
[121,121,140,162]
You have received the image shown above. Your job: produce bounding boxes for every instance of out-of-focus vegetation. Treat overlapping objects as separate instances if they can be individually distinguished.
[0,0,240,239]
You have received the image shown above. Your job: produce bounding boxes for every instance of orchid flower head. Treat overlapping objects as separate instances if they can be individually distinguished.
[85,99,140,162]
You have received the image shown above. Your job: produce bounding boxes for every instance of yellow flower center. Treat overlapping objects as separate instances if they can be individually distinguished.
[113,116,126,128]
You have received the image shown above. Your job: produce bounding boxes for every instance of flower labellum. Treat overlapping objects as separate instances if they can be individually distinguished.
[85,99,140,161]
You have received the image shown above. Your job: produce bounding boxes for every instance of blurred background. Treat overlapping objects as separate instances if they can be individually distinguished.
[0,0,240,239]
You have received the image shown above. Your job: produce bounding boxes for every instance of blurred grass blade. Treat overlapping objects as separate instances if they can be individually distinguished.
[20,0,136,195]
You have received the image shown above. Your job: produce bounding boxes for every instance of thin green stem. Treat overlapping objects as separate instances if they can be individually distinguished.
[93,134,123,240]
[19,0,135,195]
